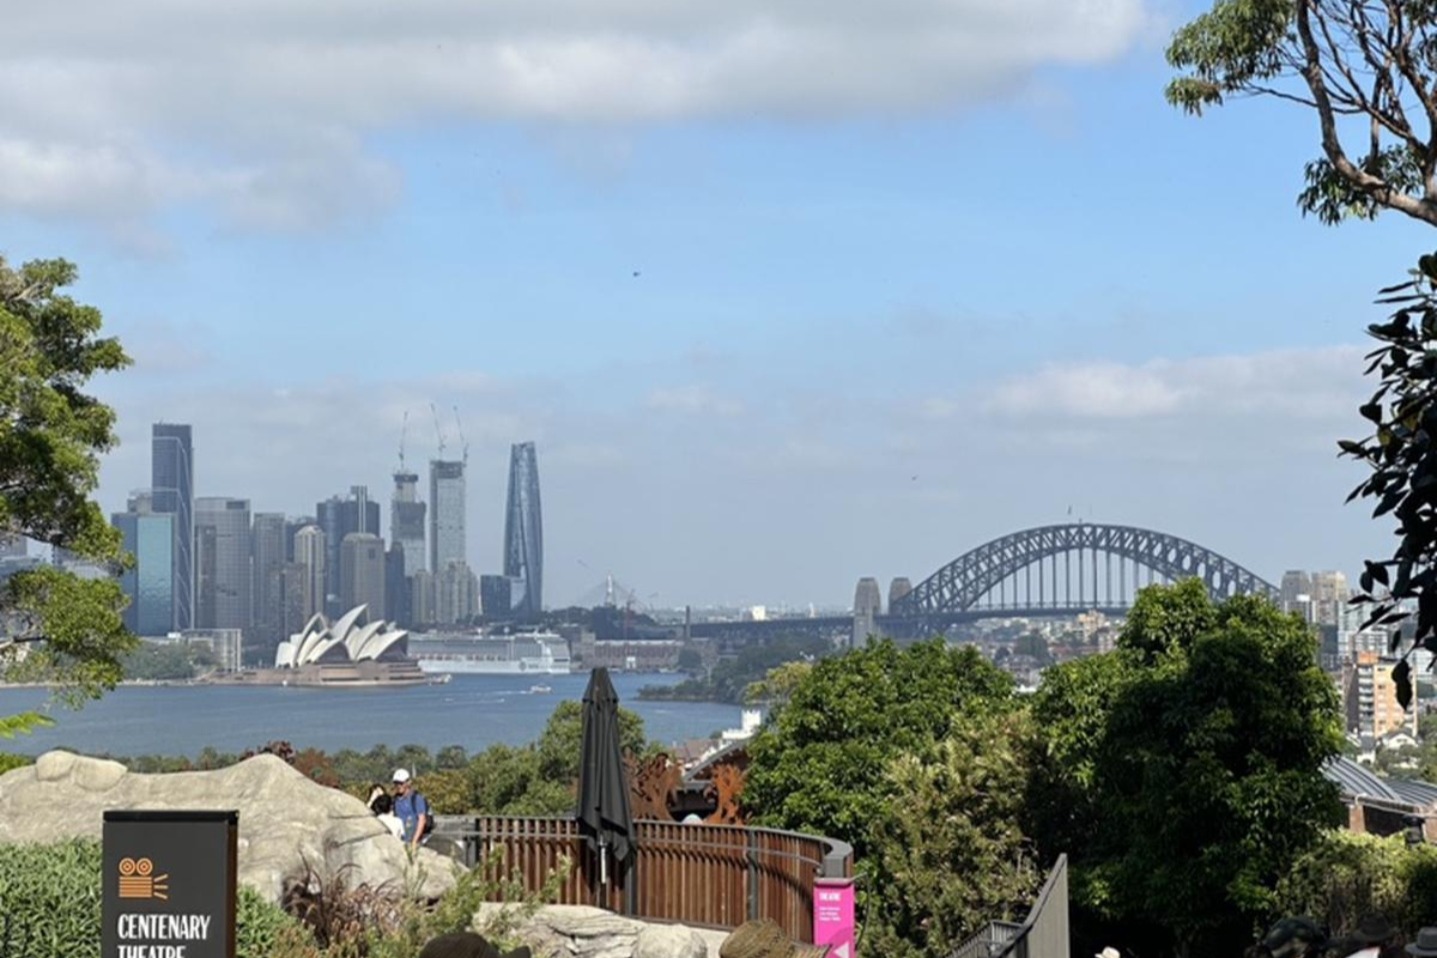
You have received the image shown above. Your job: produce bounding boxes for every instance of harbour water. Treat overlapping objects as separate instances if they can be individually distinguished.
[0,672,741,759]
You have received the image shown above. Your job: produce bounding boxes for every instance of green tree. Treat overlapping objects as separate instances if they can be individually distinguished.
[1030,581,1345,957]
[1167,0,1437,227]
[534,698,649,783]
[1274,830,1437,940]
[0,256,134,738]
[741,638,1013,861]
[120,641,197,681]
[866,708,1043,958]
[1340,255,1437,703]
[741,659,812,707]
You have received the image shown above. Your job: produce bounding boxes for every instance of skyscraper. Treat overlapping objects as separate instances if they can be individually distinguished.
[151,423,194,629]
[111,508,174,636]
[391,470,426,577]
[503,441,543,619]
[340,532,386,620]
[251,512,287,653]
[315,487,380,616]
[194,497,252,634]
[292,524,327,624]
[429,459,466,574]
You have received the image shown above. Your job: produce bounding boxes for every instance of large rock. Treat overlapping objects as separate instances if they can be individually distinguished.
[476,904,707,958]
[0,749,457,903]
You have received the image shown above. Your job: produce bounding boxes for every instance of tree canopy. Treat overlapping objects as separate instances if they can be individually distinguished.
[0,256,134,735]
[1167,0,1437,227]
[1029,581,1345,957]
[740,637,1013,862]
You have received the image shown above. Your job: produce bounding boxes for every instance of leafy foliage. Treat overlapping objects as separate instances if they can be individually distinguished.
[1167,0,1437,228]
[0,839,299,958]
[1274,830,1437,941]
[1029,581,1345,956]
[1342,253,1437,706]
[0,752,32,776]
[121,640,210,681]
[865,708,1043,958]
[0,255,135,721]
[741,637,1014,861]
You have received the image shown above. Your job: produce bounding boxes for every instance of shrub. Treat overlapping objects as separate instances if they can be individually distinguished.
[0,839,102,958]
[0,839,305,958]
[1273,830,1437,938]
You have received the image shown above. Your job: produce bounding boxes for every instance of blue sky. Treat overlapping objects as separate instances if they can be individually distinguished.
[2,0,1426,607]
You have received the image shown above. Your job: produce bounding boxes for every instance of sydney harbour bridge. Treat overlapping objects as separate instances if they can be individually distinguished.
[686,522,1279,642]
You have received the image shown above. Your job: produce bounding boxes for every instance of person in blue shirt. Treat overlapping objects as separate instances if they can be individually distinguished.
[390,768,431,849]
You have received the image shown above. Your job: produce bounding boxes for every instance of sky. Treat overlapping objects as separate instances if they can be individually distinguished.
[2,0,1429,610]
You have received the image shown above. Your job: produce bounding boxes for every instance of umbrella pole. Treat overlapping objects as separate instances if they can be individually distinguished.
[600,841,609,887]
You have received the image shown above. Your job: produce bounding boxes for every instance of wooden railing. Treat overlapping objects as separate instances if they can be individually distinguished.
[434,816,853,943]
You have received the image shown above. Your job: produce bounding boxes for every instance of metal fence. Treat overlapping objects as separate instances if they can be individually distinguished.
[433,815,852,944]
[948,856,1070,958]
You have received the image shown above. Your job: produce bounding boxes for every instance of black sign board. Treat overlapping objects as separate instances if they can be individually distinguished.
[102,810,238,958]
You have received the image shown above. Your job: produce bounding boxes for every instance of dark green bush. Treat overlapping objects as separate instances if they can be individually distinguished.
[0,839,300,958]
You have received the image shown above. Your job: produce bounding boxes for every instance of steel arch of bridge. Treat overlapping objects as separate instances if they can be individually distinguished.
[890,523,1278,617]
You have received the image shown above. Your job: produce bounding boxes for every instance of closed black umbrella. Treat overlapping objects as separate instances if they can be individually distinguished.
[575,667,635,888]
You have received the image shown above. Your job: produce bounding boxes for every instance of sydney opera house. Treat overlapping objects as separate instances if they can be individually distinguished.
[214,604,430,687]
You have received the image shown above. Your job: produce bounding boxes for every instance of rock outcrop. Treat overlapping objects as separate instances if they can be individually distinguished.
[0,749,457,903]
[475,904,709,958]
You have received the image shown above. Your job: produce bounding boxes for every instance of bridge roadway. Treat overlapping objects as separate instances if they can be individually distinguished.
[684,606,1132,642]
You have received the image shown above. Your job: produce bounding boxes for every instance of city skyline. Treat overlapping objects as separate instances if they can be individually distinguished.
[5,0,1415,608]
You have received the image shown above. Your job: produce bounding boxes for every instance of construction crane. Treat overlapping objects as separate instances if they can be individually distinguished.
[397,410,410,472]
[430,403,447,459]
[452,405,469,465]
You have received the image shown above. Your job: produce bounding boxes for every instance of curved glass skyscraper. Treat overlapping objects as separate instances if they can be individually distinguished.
[503,442,543,619]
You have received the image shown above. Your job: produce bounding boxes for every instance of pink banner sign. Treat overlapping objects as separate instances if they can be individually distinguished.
[813,876,855,958]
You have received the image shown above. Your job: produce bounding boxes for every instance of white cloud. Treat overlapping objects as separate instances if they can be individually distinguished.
[982,346,1366,421]
[0,0,1152,228]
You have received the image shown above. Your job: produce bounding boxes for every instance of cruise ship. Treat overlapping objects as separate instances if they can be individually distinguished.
[407,631,572,676]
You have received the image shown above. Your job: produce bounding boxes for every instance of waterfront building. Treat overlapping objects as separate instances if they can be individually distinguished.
[194,497,252,635]
[292,525,327,623]
[316,487,380,615]
[480,574,513,620]
[503,441,543,618]
[429,460,466,575]
[385,542,410,628]
[178,628,243,673]
[276,562,312,642]
[436,560,478,625]
[251,512,287,653]
[111,508,174,636]
[410,568,436,627]
[340,532,387,622]
[151,423,194,629]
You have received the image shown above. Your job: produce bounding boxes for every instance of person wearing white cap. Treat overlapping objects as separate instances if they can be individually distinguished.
[1096,948,1120,958]
[391,768,431,850]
